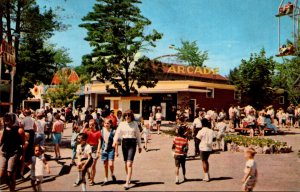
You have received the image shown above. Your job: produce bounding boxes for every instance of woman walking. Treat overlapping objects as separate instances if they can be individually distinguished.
[101,118,117,185]
[0,113,25,191]
[52,114,64,160]
[84,119,101,186]
[113,110,142,190]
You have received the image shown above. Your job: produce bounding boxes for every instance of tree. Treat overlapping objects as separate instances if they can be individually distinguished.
[43,68,80,107]
[272,57,300,104]
[229,49,276,108]
[175,40,208,67]
[80,0,163,96]
[0,0,69,106]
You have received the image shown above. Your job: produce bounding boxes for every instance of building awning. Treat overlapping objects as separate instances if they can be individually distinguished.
[87,80,236,94]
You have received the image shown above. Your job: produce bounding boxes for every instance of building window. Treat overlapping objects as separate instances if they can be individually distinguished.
[234,90,241,100]
[206,88,214,98]
[279,96,285,104]
[130,100,140,114]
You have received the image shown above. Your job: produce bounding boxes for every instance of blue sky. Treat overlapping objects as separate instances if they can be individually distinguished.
[36,0,292,75]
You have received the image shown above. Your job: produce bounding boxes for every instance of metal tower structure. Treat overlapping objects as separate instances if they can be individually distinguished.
[276,0,300,56]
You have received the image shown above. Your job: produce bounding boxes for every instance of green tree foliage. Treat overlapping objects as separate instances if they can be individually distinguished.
[80,0,163,96]
[0,0,69,106]
[43,68,80,107]
[229,49,276,108]
[175,40,208,67]
[272,57,300,104]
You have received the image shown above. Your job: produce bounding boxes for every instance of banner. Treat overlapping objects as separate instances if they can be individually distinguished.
[0,39,16,66]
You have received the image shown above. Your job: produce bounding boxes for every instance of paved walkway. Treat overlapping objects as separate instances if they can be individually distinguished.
[1,123,300,191]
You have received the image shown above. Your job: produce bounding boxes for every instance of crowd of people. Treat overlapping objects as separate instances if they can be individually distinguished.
[1,102,298,191]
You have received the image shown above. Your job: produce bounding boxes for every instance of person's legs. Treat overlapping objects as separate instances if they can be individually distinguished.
[102,160,108,185]
[202,160,209,173]
[109,160,115,177]
[194,137,200,156]
[31,179,37,192]
[125,161,133,185]
[71,144,76,163]
[157,124,160,134]
[181,157,186,179]
[90,158,98,183]
[144,134,148,150]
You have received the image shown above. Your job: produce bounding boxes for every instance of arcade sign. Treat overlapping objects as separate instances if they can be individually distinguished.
[0,39,16,66]
[167,65,219,75]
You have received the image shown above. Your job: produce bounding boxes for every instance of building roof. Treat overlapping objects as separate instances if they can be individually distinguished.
[87,80,236,94]
[51,68,80,85]
[162,64,228,81]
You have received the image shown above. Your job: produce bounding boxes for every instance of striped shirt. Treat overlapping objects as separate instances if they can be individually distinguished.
[173,136,188,156]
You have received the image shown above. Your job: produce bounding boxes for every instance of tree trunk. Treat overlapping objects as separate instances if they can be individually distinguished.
[5,0,12,43]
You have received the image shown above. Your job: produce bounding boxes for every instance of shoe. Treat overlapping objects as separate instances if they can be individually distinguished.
[124,184,130,190]
[183,176,187,182]
[203,173,210,182]
[175,177,179,185]
[112,175,116,182]
[73,179,83,187]
[89,181,95,186]
[101,178,108,186]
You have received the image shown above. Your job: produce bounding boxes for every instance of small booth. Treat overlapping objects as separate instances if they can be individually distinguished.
[104,96,152,116]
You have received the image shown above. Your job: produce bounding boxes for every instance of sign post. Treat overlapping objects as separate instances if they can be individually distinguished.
[0,39,16,113]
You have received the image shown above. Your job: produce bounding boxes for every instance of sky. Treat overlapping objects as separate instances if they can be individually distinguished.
[36,0,292,76]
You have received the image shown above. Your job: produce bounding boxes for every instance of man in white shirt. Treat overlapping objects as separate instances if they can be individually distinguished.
[192,112,202,157]
[196,118,214,182]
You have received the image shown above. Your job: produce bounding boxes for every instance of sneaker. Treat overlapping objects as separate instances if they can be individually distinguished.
[203,173,210,182]
[175,177,179,185]
[101,178,108,186]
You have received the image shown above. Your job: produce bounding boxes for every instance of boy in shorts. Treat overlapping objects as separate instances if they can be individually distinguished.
[172,126,188,184]
[73,133,93,191]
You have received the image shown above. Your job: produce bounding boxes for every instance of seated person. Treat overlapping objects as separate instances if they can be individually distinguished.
[279,44,288,55]
[285,2,294,14]
[279,6,285,15]
[242,110,256,137]
[257,111,266,136]
[287,43,295,54]
[265,114,278,133]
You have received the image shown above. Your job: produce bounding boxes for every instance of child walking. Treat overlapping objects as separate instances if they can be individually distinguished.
[71,121,81,165]
[141,118,150,152]
[31,144,50,192]
[242,147,258,192]
[172,126,188,184]
[101,119,117,185]
[73,133,93,191]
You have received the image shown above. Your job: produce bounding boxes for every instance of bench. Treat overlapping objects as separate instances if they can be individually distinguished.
[235,127,274,136]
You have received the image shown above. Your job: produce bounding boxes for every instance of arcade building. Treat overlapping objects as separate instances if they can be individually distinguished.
[83,64,239,120]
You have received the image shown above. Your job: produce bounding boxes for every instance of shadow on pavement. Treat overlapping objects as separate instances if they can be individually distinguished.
[184,178,202,182]
[146,148,160,152]
[130,181,165,189]
[14,175,56,191]
[210,176,233,181]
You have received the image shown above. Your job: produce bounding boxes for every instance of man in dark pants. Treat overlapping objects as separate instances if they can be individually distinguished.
[192,112,203,157]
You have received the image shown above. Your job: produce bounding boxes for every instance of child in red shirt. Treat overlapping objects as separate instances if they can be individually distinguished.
[172,126,188,184]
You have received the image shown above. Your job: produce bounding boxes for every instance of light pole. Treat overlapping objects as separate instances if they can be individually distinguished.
[9,66,16,113]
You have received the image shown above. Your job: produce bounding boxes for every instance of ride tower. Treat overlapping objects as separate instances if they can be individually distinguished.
[276,0,300,57]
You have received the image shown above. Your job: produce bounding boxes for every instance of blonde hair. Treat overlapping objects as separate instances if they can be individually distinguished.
[245,147,257,157]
